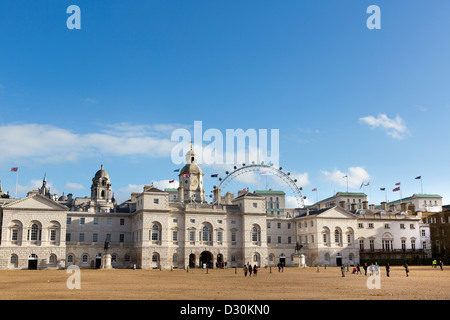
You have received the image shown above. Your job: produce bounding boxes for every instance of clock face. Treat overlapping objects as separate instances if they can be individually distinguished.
[191,177,198,187]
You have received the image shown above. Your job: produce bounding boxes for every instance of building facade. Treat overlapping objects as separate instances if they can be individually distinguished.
[0,150,437,270]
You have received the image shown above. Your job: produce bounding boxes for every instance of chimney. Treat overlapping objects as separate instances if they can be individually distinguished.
[339,201,346,209]
[369,204,375,210]
[381,202,387,211]
[363,201,368,210]
[351,203,357,211]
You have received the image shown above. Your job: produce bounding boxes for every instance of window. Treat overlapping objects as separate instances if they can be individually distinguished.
[369,240,374,251]
[368,223,374,228]
[359,240,364,251]
[382,240,392,251]
[120,219,125,226]
[252,227,260,242]
[401,239,406,251]
[151,225,160,241]
[422,241,427,249]
[30,224,39,241]
[217,231,223,243]
[287,223,291,229]
[11,229,18,241]
[231,232,236,242]
[106,234,111,242]
[107,218,112,226]
[172,254,178,264]
[49,229,56,241]
[94,218,99,225]
[125,255,131,262]
[384,224,390,229]
[67,217,71,225]
[67,255,73,263]
[190,219,196,223]
[202,226,211,242]
[310,221,314,227]
[277,223,281,229]
[82,254,88,263]
[335,230,340,244]
[411,240,416,251]
[323,234,327,243]
[79,233,85,242]
[66,233,71,241]
[172,231,178,242]
[154,198,159,204]
[93,233,98,242]
[253,202,257,208]
[80,218,85,225]
[189,231,195,242]
[119,234,125,242]
[267,236,271,244]
[400,224,405,229]
[49,255,56,264]
[278,236,282,244]
[410,224,415,229]
[267,222,271,229]
[310,235,313,243]
[358,223,363,228]
[421,230,426,237]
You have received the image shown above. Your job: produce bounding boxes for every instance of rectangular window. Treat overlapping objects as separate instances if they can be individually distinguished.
[217,231,223,243]
[287,223,291,229]
[401,239,406,251]
[288,236,292,244]
[79,233,85,242]
[369,239,374,251]
[120,218,125,226]
[50,229,56,241]
[422,241,427,249]
[94,218,99,225]
[411,240,416,251]
[400,224,405,229]
[107,218,112,226]
[106,234,111,242]
[278,236,282,244]
[358,223,363,228]
[12,229,18,241]
[277,223,281,229]
[120,234,125,242]
[66,233,71,242]
[253,202,257,208]
[67,217,71,225]
[93,233,98,242]
[80,218,85,225]
[310,235,313,243]
[173,231,178,242]
[410,224,415,229]
[267,222,271,229]
[359,240,364,251]
[368,223,374,228]
[231,232,236,242]
[323,234,327,243]
[384,223,390,229]
[154,198,159,204]
[267,236,271,244]
[189,231,195,242]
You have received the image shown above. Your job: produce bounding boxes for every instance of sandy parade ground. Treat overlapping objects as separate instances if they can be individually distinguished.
[0,265,448,301]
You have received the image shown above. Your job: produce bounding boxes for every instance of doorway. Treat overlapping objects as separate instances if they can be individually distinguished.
[189,254,196,268]
[279,254,286,267]
[199,251,213,269]
[95,256,102,269]
[336,254,342,267]
[28,254,38,270]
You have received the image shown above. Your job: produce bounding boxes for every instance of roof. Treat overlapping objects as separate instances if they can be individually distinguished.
[179,163,203,175]
[387,193,442,205]
[254,190,285,195]
[315,192,367,204]
[164,188,178,192]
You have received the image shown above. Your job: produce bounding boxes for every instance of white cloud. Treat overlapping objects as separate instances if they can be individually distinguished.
[65,182,85,190]
[84,97,97,104]
[0,123,177,165]
[321,167,370,189]
[359,113,409,139]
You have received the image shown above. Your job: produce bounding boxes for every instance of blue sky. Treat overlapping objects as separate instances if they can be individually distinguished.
[0,0,449,206]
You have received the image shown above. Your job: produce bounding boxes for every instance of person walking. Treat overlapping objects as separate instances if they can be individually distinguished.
[356,264,361,275]
[439,261,444,271]
[363,262,368,276]
[243,264,248,277]
[403,263,409,277]
[253,264,258,276]
[248,264,253,277]
[341,264,346,277]
[385,263,390,277]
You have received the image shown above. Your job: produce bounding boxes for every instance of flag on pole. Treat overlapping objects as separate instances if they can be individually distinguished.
[415,176,421,180]
[260,171,267,175]
[174,169,180,172]
[11,167,18,172]
[393,187,400,192]
[395,182,401,186]
[365,182,370,186]
[169,179,175,183]
[211,174,218,178]
[360,181,364,189]
[312,188,317,192]
[380,188,385,191]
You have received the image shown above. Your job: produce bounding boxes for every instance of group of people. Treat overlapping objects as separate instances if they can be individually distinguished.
[348,262,410,277]
[243,262,258,277]
[432,259,444,270]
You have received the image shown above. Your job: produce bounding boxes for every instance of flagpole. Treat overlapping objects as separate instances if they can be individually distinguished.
[420,178,423,194]
[14,168,19,199]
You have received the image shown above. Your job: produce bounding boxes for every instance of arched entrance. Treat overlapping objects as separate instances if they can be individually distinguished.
[28,254,38,270]
[189,253,196,268]
[199,251,213,269]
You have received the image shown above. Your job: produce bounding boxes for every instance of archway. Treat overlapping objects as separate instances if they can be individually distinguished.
[199,251,213,269]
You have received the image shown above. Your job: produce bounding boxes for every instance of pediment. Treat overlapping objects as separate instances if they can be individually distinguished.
[317,206,357,219]
[3,194,68,211]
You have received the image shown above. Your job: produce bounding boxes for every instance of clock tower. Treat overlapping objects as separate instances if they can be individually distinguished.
[178,148,206,203]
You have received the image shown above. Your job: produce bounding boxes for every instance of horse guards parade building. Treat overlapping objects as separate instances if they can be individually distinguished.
[0,148,443,270]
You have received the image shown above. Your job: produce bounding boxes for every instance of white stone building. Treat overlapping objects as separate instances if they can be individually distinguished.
[0,149,434,270]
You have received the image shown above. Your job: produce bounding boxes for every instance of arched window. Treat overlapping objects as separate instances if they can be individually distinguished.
[251,225,261,243]
[49,254,57,265]
[335,229,341,244]
[67,255,74,263]
[82,254,88,263]
[151,224,160,241]
[30,223,40,241]
[202,225,211,242]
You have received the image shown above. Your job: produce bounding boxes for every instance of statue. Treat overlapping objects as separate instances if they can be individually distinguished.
[295,242,303,254]
[104,239,110,252]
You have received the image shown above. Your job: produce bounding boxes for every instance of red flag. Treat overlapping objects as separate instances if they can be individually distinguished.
[169,179,174,183]
[393,187,400,192]
[11,167,18,172]
[395,182,401,186]
[312,188,317,191]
